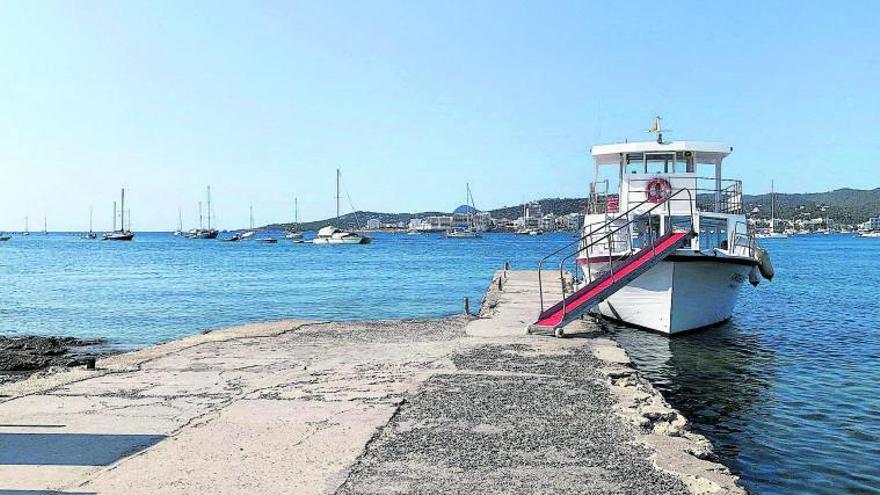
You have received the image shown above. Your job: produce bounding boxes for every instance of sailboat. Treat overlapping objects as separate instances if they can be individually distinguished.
[42,216,48,235]
[246,206,277,243]
[756,181,788,239]
[173,206,183,236]
[84,207,97,239]
[313,169,370,244]
[103,188,135,241]
[285,197,304,240]
[446,183,482,239]
[22,216,29,236]
[187,186,219,239]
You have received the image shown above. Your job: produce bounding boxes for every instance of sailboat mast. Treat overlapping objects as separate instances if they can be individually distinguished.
[770,180,775,232]
[89,207,93,234]
[43,216,47,234]
[113,201,117,232]
[249,206,254,230]
[25,216,28,234]
[178,206,182,231]
[336,169,341,225]
[120,188,126,232]
[207,186,212,230]
[198,201,203,230]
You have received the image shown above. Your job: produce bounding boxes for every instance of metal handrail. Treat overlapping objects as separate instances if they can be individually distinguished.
[537,188,694,320]
[536,196,664,311]
[731,220,755,258]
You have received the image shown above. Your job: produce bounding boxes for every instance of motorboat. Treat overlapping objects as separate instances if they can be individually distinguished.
[445,229,481,239]
[313,169,371,245]
[532,117,771,336]
[312,226,370,244]
[0,234,10,242]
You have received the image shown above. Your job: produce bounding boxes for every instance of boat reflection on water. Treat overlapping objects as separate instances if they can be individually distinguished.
[609,320,775,465]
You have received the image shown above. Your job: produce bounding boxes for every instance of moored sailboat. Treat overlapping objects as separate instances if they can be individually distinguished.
[285,197,304,240]
[446,183,482,239]
[84,207,97,239]
[103,188,135,241]
[187,186,219,239]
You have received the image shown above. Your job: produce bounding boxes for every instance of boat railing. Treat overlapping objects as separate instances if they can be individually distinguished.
[537,188,694,315]
[622,176,742,214]
[731,220,755,258]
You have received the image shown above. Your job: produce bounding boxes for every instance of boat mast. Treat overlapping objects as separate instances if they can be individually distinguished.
[198,201,203,230]
[24,216,28,234]
[294,196,299,230]
[336,169,341,226]
[120,188,126,232]
[113,201,117,232]
[43,216,47,234]
[89,207,93,234]
[207,186,212,230]
[178,206,183,231]
[249,206,254,230]
[770,180,775,232]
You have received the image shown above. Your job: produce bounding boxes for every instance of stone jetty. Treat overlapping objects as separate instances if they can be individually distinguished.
[0,271,744,494]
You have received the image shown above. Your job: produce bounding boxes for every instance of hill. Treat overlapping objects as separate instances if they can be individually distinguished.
[265,188,880,231]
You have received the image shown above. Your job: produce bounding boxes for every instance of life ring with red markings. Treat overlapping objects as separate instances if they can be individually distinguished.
[645,178,672,203]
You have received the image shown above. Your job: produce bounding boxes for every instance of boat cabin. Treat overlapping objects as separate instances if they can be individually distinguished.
[582,139,749,261]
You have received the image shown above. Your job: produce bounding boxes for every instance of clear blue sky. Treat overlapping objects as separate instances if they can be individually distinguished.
[1,1,877,231]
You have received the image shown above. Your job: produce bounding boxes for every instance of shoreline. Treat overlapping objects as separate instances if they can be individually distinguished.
[0,271,744,494]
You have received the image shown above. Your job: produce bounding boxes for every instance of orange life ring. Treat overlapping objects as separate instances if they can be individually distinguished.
[645,178,672,203]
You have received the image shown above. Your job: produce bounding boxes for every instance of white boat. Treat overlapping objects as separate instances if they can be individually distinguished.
[313,169,371,244]
[103,188,135,241]
[313,225,370,244]
[534,118,770,336]
[859,231,880,238]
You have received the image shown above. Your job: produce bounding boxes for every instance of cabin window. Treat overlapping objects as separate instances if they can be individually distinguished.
[666,215,693,234]
[699,217,728,252]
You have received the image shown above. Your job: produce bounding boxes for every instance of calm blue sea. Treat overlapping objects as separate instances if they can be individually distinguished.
[1,232,876,494]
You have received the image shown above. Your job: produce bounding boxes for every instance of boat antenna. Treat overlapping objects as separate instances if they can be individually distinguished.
[646,115,670,144]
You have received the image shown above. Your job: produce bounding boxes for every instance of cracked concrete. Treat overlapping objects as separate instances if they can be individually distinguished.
[0,271,744,494]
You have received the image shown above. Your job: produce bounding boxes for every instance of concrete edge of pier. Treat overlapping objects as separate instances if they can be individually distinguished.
[0,271,745,494]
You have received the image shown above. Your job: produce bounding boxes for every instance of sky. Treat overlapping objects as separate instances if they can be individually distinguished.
[0,1,878,231]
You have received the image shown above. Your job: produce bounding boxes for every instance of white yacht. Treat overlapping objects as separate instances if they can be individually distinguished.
[533,118,772,336]
[313,169,371,245]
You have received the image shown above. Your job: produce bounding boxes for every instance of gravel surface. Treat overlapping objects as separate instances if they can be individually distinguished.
[337,342,692,495]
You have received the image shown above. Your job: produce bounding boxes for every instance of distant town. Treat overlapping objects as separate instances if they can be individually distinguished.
[270,187,880,234]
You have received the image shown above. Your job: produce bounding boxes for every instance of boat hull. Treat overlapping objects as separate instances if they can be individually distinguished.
[588,257,752,335]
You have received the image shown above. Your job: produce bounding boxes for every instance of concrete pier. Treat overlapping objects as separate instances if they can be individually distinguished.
[0,271,744,494]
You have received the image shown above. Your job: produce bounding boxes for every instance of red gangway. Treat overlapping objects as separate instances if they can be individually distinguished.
[532,230,691,331]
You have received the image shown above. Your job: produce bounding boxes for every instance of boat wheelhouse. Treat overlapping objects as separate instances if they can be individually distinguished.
[533,119,770,335]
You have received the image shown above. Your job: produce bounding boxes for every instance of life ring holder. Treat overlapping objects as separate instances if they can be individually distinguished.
[645,178,672,203]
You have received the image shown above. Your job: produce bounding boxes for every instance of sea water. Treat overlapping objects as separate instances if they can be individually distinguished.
[1,232,877,494]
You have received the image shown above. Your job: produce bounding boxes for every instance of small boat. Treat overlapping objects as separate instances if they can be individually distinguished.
[102,188,135,241]
[0,234,11,242]
[219,233,242,242]
[406,230,422,235]
[255,237,278,244]
[84,207,97,239]
[173,206,184,236]
[446,229,481,239]
[312,169,371,244]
